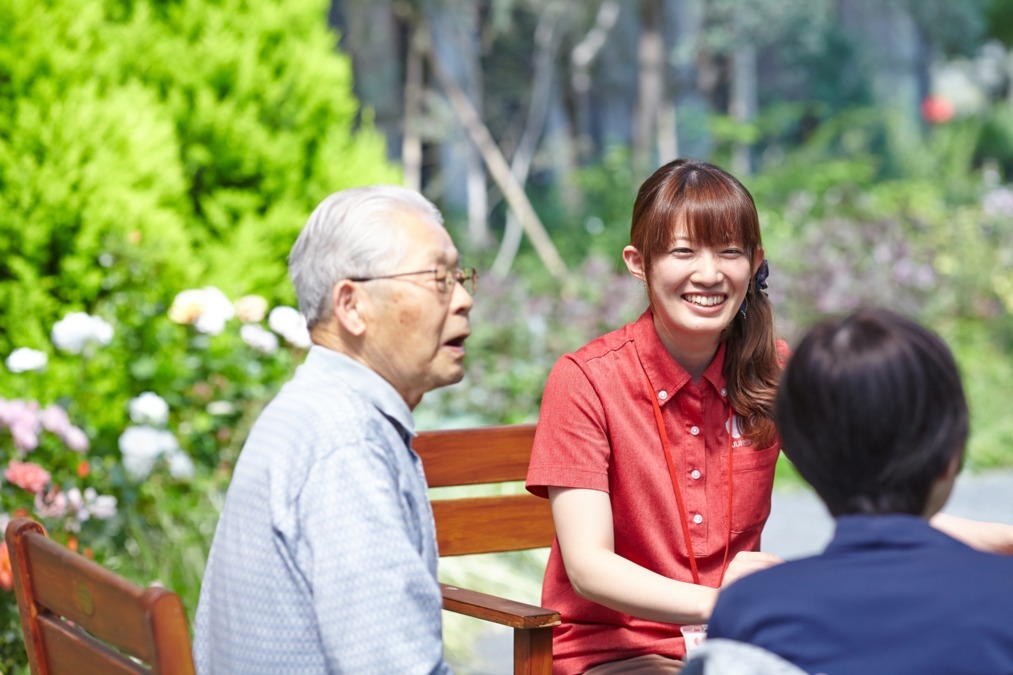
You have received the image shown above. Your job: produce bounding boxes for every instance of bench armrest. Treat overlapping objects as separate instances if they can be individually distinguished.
[440,583,560,630]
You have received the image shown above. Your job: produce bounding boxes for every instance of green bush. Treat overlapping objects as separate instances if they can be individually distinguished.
[0,0,399,358]
[0,0,398,668]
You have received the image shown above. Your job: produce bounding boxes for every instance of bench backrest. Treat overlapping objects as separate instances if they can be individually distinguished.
[5,517,195,675]
[413,423,555,556]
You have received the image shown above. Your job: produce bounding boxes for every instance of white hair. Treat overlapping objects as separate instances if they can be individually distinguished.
[288,185,444,328]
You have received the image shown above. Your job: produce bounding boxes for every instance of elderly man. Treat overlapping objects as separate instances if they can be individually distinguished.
[193,185,475,673]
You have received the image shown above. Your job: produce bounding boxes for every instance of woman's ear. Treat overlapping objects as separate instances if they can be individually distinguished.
[752,246,766,275]
[623,246,646,281]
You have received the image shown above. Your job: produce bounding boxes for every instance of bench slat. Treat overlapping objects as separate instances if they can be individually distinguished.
[415,424,558,675]
[415,425,537,487]
[24,532,160,662]
[432,494,555,556]
[38,615,148,675]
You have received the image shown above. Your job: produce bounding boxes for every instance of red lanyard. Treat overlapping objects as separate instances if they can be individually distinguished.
[640,363,734,587]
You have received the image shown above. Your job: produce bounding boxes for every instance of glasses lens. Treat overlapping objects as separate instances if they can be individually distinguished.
[455,268,477,293]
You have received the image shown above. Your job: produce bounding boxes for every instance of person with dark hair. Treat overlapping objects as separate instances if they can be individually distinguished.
[526,159,785,673]
[707,308,1013,673]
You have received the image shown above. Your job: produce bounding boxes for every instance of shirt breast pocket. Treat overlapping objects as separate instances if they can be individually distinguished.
[723,442,780,534]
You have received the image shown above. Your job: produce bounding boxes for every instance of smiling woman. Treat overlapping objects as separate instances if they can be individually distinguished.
[525,158,785,674]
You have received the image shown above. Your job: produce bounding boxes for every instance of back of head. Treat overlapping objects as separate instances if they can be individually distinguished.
[288,185,444,330]
[776,308,968,516]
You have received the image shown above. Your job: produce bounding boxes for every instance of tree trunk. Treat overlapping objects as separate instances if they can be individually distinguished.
[633,0,665,173]
[837,0,923,142]
[427,0,490,246]
[425,35,568,279]
[570,1,622,162]
[329,0,404,159]
[729,43,757,175]
[402,19,424,192]
[492,4,569,278]
[666,0,711,161]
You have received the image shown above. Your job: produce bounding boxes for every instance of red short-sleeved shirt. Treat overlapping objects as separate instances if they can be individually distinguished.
[526,310,780,674]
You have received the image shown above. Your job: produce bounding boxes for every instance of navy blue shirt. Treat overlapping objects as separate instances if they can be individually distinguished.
[710,514,1013,674]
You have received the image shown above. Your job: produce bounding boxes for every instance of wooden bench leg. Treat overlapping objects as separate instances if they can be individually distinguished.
[513,626,553,675]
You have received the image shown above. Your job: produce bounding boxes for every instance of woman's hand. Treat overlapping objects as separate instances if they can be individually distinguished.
[930,512,1013,555]
[720,550,784,588]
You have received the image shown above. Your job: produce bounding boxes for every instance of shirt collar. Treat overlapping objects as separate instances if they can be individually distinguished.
[303,345,416,440]
[632,309,728,403]
[828,513,971,553]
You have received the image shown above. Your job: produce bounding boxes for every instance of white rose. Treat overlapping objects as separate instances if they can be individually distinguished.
[240,324,279,354]
[234,294,269,323]
[167,450,195,480]
[128,392,170,426]
[193,287,235,335]
[118,425,179,480]
[268,306,312,349]
[6,347,48,373]
[206,400,236,416]
[51,312,114,354]
[168,289,206,324]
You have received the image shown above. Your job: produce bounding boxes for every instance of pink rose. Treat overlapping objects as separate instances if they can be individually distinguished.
[40,405,71,436]
[62,426,90,453]
[34,489,69,519]
[9,423,39,452]
[4,460,52,494]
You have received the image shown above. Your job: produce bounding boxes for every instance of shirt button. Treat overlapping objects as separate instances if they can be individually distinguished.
[693,514,703,524]
[690,425,700,436]
[721,387,727,397]
[658,390,668,400]
[690,469,701,480]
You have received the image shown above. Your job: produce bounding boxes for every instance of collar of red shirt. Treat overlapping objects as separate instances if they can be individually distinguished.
[631,309,728,407]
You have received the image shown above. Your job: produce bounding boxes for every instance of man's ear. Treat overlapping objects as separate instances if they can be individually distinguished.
[943,450,962,481]
[332,280,367,337]
[623,246,646,281]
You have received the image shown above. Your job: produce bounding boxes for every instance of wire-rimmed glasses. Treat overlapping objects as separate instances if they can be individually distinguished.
[349,265,478,294]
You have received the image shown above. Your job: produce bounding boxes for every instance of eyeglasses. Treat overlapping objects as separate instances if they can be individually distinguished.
[349,266,478,294]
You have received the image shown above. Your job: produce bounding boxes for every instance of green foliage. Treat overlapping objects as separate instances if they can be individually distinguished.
[0,0,398,667]
[985,0,1013,46]
[0,0,399,359]
[975,103,1013,179]
[0,281,308,666]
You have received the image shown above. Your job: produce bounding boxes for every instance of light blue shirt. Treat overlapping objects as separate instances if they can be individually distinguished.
[193,346,451,674]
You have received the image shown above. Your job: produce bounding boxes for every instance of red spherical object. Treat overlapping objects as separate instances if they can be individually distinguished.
[921,95,955,124]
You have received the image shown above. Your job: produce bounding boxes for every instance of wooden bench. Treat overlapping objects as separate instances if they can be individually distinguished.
[5,517,195,675]
[414,423,560,675]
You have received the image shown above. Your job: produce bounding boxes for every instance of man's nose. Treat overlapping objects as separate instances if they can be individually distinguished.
[451,280,473,313]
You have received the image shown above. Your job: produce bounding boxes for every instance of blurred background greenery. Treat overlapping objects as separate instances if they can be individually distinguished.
[2,0,1013,671]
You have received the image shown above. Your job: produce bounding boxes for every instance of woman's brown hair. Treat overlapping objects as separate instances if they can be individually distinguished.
[630,158,780,446]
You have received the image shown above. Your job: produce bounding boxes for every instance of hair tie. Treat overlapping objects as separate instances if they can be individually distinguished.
[755,259,770,291]
[739,259,770,320]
